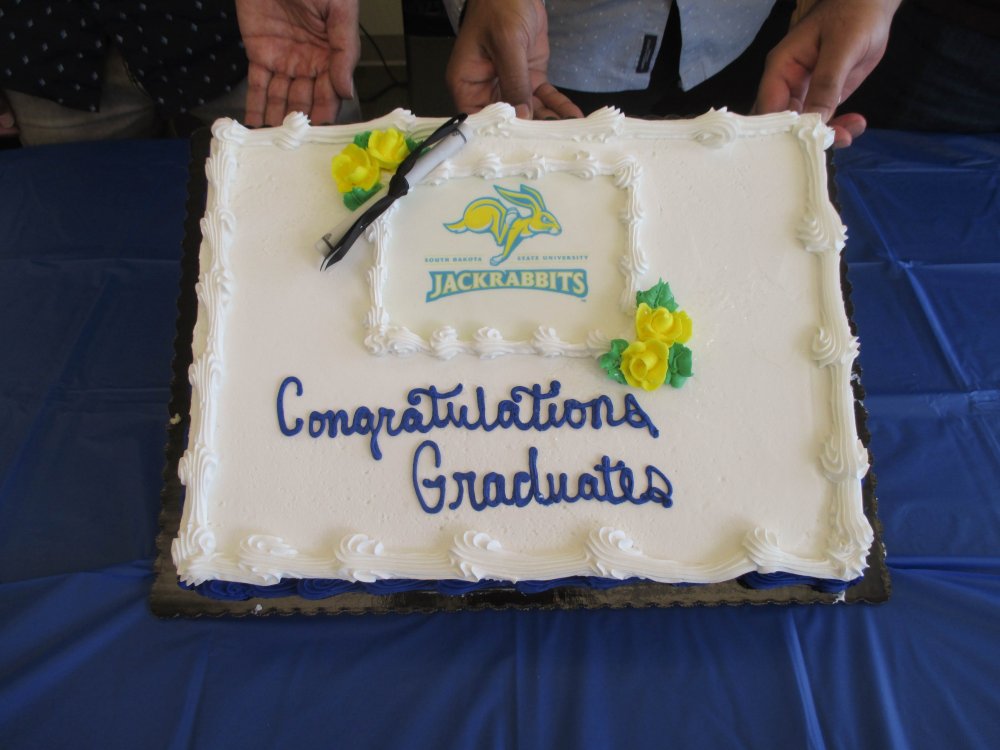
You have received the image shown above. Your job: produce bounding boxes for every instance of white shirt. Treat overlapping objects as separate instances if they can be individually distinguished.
[444,0,778,93]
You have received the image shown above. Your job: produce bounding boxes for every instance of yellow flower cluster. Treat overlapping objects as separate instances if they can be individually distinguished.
[330,128,411,194]
[331,144,380,193]
[620,340,671,391]
[367,129,411,170]
[620,303,693,391]
[635,302,692,347]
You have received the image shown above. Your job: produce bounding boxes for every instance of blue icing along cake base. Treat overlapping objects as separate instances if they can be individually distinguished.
[183,573,857,603]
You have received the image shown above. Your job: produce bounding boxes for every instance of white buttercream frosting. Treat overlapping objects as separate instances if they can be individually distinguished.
[173,105,873,589]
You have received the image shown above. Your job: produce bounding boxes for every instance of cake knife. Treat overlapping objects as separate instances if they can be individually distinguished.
[316,113,472,269]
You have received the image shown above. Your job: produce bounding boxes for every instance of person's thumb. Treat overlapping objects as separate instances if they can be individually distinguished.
[491,33,534,118]
[802,36,856,123]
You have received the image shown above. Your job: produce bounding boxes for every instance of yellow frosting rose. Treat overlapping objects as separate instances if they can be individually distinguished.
[620,339,670,391]
[635,302,692,346]
[366,128,411,170]
[331,144,380,193]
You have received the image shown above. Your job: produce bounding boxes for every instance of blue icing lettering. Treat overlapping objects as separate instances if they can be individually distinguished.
[275,380,659,459]
[412,440,446,514]
[276,376,303,436]
[411,445,673,513]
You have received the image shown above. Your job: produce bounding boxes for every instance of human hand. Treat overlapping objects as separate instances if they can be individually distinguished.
[445,0,582,120]
[235,0,359,127]
[753,0,901,147]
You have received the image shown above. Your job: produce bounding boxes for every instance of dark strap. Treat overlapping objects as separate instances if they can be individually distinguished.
[321,113,468,270]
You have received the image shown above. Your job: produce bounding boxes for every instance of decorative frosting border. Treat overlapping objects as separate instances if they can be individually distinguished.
[173,107,873,588]
[791,118,873,579]
[172,124,237,573]
[177,527,799,587]
[364,152,644,360]
[176,521,866,588]
[205,105,812,150]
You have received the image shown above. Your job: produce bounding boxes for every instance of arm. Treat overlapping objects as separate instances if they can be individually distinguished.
[445,0,582,120]
[753,0,902,147]
[235,0,359,127]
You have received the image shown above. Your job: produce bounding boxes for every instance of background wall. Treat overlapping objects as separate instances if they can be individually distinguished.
[360,0,405,35]
[357,0,456,118]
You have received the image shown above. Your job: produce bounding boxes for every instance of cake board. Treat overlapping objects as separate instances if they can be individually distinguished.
[150,123,890,617]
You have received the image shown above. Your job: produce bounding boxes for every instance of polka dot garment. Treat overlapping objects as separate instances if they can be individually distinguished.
[0,0,246,114]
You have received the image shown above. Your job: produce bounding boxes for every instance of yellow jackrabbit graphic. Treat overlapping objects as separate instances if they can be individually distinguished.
[444,184,562,266]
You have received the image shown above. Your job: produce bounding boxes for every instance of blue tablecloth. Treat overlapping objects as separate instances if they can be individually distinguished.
[1,130,998,749]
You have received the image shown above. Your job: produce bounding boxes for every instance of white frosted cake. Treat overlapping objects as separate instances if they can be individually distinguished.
[170,104,873,604]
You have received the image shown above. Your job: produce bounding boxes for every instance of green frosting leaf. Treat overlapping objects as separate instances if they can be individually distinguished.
[636,279,678,312]
[404,135,420,154]
[599,339,630,385]
[667,342,693,388]
[352,131,372,149]
[343,182,382,211]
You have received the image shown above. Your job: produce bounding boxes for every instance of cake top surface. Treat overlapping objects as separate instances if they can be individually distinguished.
[172,105,872,591]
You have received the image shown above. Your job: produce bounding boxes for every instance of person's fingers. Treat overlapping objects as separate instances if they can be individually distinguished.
[327,43,359,100]
[801,35,859,122]
[447,54,501,115]
[490,29,534,118]
[245,64,272,127]
[755,43,796,114]
[446,33,494,113]
[452,80,495,113]
[264,74,291,126]
[312,74,339,125]
[829,112,866,148]
[533,82,583,119]
[326,2,360,100]
[753,20,819,115]
[445,0,549,119]
[287,76,314,119]
[753,55,812,115]
[513,102,531,119]
[830,112,866,138]
[830,123,852,148]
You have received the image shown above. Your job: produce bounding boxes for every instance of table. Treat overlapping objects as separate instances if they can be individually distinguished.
[1,130,998,749]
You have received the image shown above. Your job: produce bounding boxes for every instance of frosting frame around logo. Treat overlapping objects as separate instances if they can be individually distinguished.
[361,149,645,360]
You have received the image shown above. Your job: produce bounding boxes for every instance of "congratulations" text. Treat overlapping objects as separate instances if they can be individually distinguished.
[276,378,658,460]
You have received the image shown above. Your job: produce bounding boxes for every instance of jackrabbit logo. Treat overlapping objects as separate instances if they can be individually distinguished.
[427,184,588,303]
[444,184,562,266]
